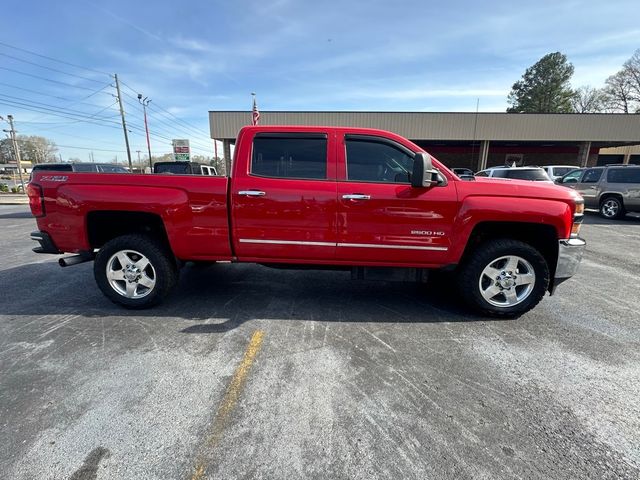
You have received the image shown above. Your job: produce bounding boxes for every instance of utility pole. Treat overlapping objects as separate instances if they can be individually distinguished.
[136,150,141,167]
[114,74,133,170]
[137,94,152,169]
[1,115,26,193]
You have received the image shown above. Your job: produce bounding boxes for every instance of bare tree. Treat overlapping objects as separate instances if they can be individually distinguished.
[572,85,606,113]
[603,71,635,113]
[0,138,13,163]
[622,49,640,104]
[14,135,58,164]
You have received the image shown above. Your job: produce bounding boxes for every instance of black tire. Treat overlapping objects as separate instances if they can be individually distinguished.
[457,239,549,318]
[94,234,178,309]
[599,196,625,220]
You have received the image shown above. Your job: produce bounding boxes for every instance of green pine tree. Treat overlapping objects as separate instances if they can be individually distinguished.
[507,52,576,113]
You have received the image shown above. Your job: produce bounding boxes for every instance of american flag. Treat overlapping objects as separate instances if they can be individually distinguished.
[252,96,260,125]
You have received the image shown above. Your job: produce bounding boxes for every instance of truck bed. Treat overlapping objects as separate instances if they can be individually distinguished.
[35,172,232,260]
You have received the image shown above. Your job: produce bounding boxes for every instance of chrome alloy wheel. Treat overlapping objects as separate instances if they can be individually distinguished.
[479,255,535,308]
[601,199,620,218]
[106,250,156,299]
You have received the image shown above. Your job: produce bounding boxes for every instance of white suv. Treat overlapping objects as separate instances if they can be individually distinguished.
[475,166,553,182]
[542,165,579,181]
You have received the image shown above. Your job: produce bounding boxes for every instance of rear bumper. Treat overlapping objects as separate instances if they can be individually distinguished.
[30,230,60,254]
[551,237,586,293]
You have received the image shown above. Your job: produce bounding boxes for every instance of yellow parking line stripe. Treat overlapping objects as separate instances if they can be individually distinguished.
[190,329,265,480]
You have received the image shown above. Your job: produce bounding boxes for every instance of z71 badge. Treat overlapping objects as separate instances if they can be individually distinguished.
[40,175,69,182]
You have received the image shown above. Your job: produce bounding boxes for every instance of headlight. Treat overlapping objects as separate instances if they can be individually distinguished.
[571,201,584,237]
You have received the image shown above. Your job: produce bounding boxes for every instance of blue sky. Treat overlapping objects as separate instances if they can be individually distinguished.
[1,0,638,162]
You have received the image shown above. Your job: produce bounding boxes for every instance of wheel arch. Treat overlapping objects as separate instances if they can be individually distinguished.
[460,221,559,290]
[87,210,172,253]
[599,192,624,205]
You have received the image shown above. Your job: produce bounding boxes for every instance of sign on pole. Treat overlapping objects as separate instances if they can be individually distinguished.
[172,139,190,161]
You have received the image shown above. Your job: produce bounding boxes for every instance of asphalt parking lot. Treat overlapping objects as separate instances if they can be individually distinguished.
[0,204,639,480]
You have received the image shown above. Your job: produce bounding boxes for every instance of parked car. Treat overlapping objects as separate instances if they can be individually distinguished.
[452,168,474,176]
[201,165,218,176]
[153,161,218,175]
[27,125,585,317]
[555,164,640,219]
[475,166,553,182]
[451,167,475,180]
[542,165,578,181]
[30,163,129,181]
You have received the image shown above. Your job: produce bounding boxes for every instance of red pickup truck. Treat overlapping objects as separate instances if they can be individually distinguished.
[27,125,586,317]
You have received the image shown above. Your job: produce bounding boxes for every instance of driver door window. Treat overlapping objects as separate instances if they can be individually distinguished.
[581,168,603,183]
[345,138,414,184]
[561,169,583,184]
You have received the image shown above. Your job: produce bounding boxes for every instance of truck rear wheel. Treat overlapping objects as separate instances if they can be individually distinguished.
[94,234,178,309]
[457,239,549,318]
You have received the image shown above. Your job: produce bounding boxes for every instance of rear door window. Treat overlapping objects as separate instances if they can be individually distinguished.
[72,164,98,172]
[98,165,128,173]
[251,134,327,180]
[607,168,640,183]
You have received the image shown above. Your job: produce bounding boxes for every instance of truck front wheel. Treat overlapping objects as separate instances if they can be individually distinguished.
[94,234,178,309]
[457,239,549,317]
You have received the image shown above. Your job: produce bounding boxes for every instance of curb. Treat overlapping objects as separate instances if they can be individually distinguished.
[0,194,29,205]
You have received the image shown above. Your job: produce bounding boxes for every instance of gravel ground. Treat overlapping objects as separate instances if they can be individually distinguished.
[0,205,638,480]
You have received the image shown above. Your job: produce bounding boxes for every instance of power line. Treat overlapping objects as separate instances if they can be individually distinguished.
[0,66,112,93]
[125,111,213,150]
[148,102,211,137]
[122,100,213,148]
[0,93,118,121]
[126,120,213,153]
[120,80,211,137]
[0,52,109,85]
[0,40,111,76]
[19,123,129,148]
[120,97,213,150]
[55,143,127,153]
[0,100,123,129]
[0,81,112,107]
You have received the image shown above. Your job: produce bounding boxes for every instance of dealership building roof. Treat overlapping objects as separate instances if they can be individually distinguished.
[209,111,640,170]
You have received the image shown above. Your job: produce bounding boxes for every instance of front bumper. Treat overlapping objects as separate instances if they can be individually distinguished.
[551,237,586,293]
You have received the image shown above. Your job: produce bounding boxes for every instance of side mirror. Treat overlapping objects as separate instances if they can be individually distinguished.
[411,152,440,187]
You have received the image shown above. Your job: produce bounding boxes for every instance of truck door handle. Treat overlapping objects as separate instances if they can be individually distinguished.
[238,190,266,197]
[342,194,371,200]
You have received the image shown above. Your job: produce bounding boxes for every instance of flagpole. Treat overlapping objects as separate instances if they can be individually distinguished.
[251,92,260,126]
